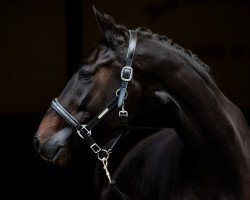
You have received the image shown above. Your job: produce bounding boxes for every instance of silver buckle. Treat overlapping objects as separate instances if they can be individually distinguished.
[77,125,92,139]
[121,66,133,81]
[119,110,128,117]
[90,143,101,154]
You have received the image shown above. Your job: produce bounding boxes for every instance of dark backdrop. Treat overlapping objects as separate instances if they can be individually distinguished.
[1,0,250,198]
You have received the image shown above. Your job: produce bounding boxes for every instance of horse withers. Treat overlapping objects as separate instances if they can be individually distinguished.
[34,7,250,200]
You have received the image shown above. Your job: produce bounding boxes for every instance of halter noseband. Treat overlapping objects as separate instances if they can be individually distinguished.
[51,30,137,200]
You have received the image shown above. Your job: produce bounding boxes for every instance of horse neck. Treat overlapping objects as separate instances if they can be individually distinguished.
[139,40,250,180]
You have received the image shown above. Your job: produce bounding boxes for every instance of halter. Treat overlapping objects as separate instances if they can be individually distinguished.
[51,30,137,200]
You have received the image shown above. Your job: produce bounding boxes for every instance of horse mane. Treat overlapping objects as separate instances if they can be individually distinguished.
[101,12,213,81]
[135,27,214,81]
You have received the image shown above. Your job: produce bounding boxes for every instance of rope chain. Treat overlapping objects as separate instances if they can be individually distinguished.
[101,158,112,183]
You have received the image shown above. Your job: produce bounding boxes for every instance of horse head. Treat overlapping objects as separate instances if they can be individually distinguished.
[34,8,173,165]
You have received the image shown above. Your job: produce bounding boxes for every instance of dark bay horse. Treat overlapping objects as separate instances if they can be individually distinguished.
[34,8,250,200]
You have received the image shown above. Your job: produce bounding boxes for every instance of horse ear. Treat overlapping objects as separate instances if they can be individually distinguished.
[93,6,127,45]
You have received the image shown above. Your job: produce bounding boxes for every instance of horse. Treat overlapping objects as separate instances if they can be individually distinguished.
[34,7,250,200]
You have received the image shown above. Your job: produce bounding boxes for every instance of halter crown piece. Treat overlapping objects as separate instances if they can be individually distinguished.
[51,30,137,200]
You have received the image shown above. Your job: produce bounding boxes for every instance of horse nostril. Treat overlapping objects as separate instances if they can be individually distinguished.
[33,136,41,152]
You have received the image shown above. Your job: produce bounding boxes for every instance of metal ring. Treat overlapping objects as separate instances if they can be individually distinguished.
[97,149,110,161]
[116,89,128,99]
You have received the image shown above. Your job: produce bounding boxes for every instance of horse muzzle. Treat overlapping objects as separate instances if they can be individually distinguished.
[34,127,73,164]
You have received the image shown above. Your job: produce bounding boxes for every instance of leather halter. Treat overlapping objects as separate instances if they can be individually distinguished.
[51,30,137,154]
[51,30,137,200]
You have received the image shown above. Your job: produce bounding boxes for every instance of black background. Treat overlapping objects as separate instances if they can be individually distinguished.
[1,0,250,198]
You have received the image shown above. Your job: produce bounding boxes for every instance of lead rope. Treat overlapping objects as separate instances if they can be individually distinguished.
[101,158,112,183]
[101,158,130,200]
[98,129,131,200]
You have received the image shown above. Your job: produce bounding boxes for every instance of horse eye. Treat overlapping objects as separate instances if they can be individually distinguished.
[79,69,93,80]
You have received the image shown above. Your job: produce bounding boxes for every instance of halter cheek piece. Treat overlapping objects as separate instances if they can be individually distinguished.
[51,30,137,200]
[118,29,137,109]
